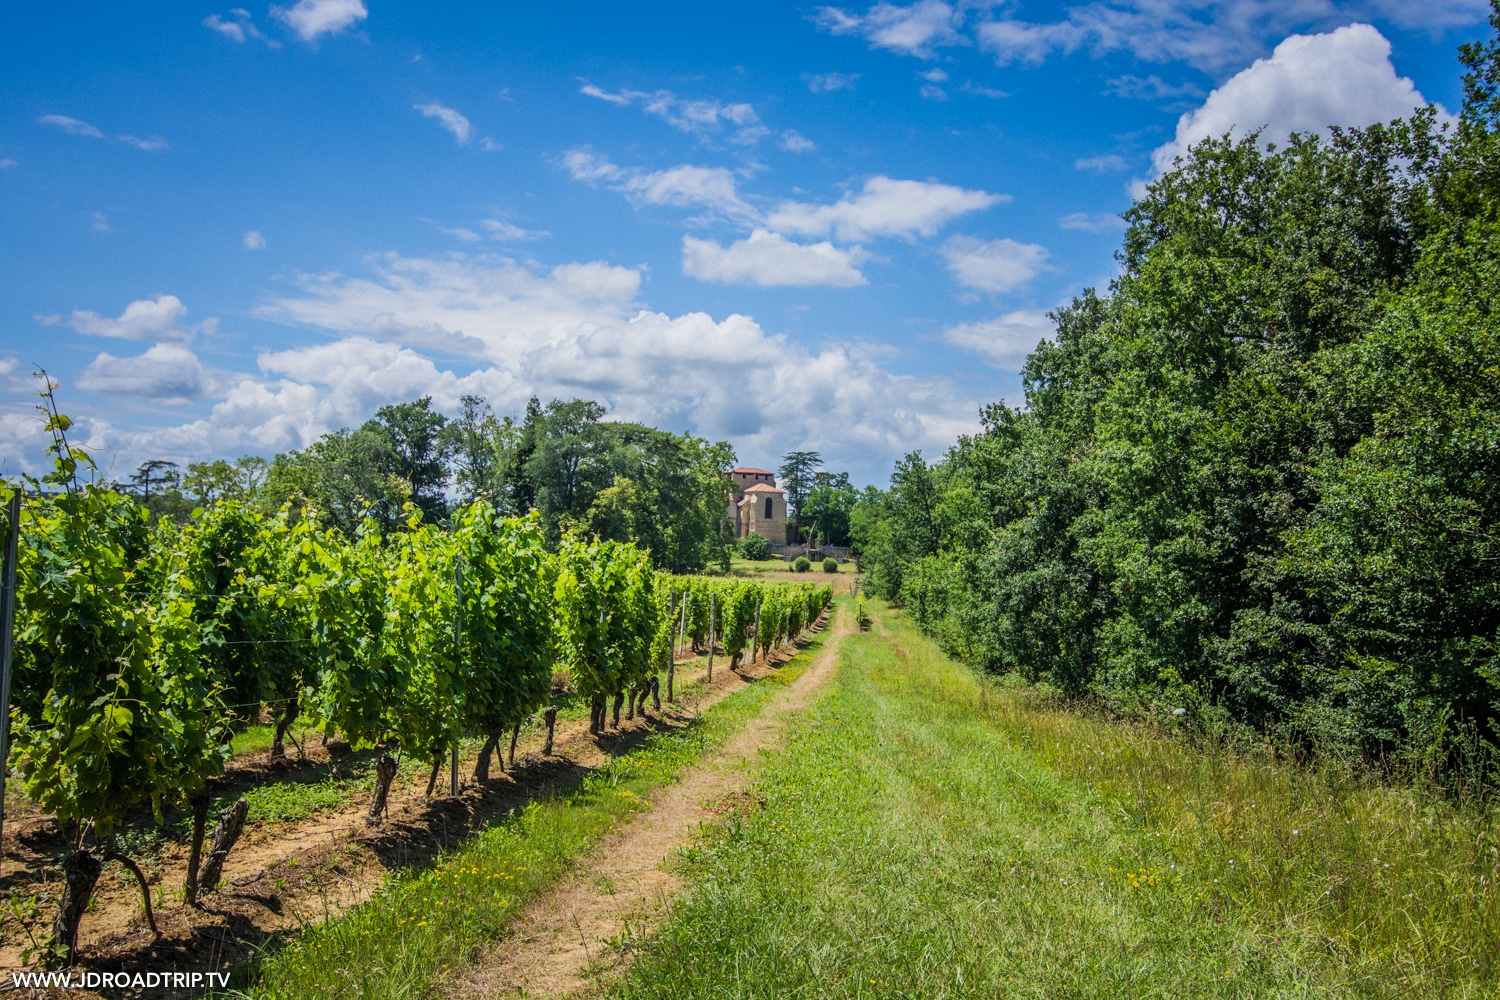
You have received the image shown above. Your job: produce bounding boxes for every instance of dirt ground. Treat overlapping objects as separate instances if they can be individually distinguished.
[0,624,825,995]
[445,607,848,999]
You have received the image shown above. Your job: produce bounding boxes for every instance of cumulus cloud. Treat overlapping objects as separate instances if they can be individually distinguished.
[415,102,473,145]
[1149,23,1445,177]
[682,230,867,288]
[768,176,1004,242]
[942,236,1049,294]
[78,345,214,401]
[804,71,860,93]
[1059,211,1127,232]
[273,0,367,42]
[203,9,276,44]
[943,309,1055,368]
[781,130,816,152]
[815,1,966,59]
[91,252,977,481]
[578,83,769,145]
[561,147,758,222]
[60,295,194,344]
[243,230,267,249]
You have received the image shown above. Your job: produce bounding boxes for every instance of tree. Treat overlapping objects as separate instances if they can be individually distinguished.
[803,471,856,547]
[444,394,521,509]
[373,396,450,523]
[182,456,267,505]
[525,399,617,543]
[778,451,822,539]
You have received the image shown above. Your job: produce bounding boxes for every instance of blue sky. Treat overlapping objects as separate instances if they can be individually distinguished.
[0,0,1489,485]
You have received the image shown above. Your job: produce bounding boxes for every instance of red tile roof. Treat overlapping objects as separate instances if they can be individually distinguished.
[731,466,773,475]
[743,482,784,494]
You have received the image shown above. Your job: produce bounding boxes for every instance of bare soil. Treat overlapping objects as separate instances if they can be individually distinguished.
[0,631,820,994]
[444,608,848,999]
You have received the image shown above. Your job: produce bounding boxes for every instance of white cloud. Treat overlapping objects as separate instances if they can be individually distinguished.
[561,147,758,222]
[816,1,967,59]
[1106,74,1205,100]
[1059,211,1127,232]
[63,295,193,343]
[117,134,169,151]
[0,159,15,168]
[920,67,949,83]
[804,72,860,93]
[415,102,473,145]
[78,345,213,401]
[204,9,275,44]
[37,115,104,139]
[942,236,1048,294]
[961,81,1009,99]
[768,176,1004,242]
[37,114,166,150]
[441,227,483,243]
[578,83,769,145]
[1149,24,1445,177]
[920,83,948,100]
[1074,154,1129,172]
[481,219,548,241]
[243,230,267,249]
[96,252,978,481]
[781,130,817,152]
[943,309,1055,368]
[91,212,111,232]
[974,1,1490,76]
[273,0,367,42]
[682,230,867,288]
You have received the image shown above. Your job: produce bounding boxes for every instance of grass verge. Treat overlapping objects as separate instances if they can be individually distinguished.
[228,612,835,1000]
[617,598,1498,999]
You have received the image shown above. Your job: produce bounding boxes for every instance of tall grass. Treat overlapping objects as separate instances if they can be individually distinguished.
[619,599,1498,998]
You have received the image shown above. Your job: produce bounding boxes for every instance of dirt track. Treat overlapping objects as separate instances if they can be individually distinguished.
[445,608,849,999]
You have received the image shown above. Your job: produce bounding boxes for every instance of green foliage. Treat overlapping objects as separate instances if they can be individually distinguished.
[736,531,772,561]
[792,556,811,573]
[853,18,1500,767]
[821,557,838,573]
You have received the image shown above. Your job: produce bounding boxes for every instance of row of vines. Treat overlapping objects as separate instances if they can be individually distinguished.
[0,443,831,966]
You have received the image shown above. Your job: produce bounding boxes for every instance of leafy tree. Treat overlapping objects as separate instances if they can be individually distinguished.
[778,450,822,536]
[444,394,521,509]
[373,396,450,523]
[182,456,267,505]
[803,471,856,547]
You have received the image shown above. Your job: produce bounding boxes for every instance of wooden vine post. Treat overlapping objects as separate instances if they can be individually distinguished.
[707,593,717,684]
[0,490,19,873]
[752,598,762,664]
[451,558,462,797]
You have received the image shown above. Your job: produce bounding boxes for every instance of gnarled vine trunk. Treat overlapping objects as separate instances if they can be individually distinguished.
[366,754,398,825]
[508,723,520,769]
[197,797,249,894]
[183,792,209,906]
[543,705,558,754]
[651,676,661,712]
[270,697,299,759]
[474,730,503,781]
[50,849,101,968]
[611,691,624,728]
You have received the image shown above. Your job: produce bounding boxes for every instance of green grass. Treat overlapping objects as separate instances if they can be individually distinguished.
[616,599,1498,999]
[229,719,326,758]
[231,611,835,1000]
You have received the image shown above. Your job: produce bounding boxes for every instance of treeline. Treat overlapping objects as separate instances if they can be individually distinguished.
[2,425,832,963]
[856,12,1500,768]
[126,394,737,574]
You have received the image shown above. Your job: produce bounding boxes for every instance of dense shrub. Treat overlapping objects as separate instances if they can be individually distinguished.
[793,556,811,573]
[737,532,772,561]
[822,557,838,573]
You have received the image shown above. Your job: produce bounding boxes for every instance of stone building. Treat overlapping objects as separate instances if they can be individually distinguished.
[727,466,790,544]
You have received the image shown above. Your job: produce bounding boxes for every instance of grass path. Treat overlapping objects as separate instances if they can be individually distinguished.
[443,593,851,998]
[614,599,1497,999]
